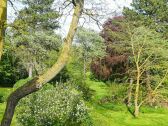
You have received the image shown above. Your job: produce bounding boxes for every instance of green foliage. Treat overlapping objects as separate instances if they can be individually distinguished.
[16,83,90,126]
[9,0,62,78]
[129,27,168,85]
[0,41,27,86]
[14,0,60,32]
[12,32,62,75]
[105,83,127,104]
[123,0,168,38]
[76,27,106,59]
[67,46,84,79]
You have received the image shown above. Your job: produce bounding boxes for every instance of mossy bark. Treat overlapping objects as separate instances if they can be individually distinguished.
[0,0,7,61]
[0,1,84,126]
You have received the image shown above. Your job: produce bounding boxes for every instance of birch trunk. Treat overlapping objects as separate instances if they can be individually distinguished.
[0,1,84,126]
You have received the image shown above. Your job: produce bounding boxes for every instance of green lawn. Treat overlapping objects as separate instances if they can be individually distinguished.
[86,78,168,126]
[0,103,5,120]
[1,81,168,126]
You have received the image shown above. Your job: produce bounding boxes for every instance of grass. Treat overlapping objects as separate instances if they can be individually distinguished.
[0,103,5,120]
[0,88,13,102]
[86,77,168,126]
[89,102,168,126]
[0,78,168,126]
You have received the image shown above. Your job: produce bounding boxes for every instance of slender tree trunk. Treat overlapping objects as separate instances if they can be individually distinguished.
[0,1,84,126]
[134,65,140,117]
[127,78,133,107]
[83,57,86,79]
[83,53,87,80]
[28,63,33,78]
[134,105,139,117]
[146,71,153,106]
[0,0,7,61]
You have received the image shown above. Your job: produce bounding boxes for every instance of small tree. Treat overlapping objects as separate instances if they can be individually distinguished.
[11,0,61,78]
[76,27,106,79]
[91,16,130,81]
[128,27,168,117]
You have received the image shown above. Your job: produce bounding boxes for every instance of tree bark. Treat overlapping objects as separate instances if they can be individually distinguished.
[134,65,140,117]
[134,105,139,117]
[83,53,86,80]
[146,71,153,106]
[0,1,84,126]
[28,63,33,78]
[127,78,133,107]
[0,0,7,61]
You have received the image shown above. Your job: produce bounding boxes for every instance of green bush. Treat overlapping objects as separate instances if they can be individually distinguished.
[99,83,127,104]
[16,83,91,126]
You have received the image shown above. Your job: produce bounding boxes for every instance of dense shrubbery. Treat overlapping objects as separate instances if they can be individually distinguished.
[16,83,91,126]
[0,42,28,87]
[99,83,128,104]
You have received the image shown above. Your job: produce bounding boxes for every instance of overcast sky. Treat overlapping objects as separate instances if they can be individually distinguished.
[8,0,132,36]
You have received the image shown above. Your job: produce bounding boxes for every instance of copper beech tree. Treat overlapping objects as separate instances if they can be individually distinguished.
[0,0,7,61]
[0,0,84,126]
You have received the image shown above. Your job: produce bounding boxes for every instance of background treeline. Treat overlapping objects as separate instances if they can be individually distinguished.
[0,0,168,125]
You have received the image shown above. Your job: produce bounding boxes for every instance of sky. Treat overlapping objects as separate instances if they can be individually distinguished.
[8,0,132,36]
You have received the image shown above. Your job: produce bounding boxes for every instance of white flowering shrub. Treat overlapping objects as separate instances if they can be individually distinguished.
[16,83,91,126]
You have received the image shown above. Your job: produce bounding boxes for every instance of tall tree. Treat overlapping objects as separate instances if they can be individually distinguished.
[11,0,61,78]
[76,27,106,79]
[1,0,84,125]
[91,16,130,81]
[123,0,168,38]
[0,0,7,60]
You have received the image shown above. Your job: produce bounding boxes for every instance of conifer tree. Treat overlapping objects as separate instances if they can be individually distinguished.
[12,0,61,78]
[123,0,168,38]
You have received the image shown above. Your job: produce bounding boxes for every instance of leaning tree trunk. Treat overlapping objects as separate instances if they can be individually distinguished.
[0,1,84,126]
[0,0,7,61]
